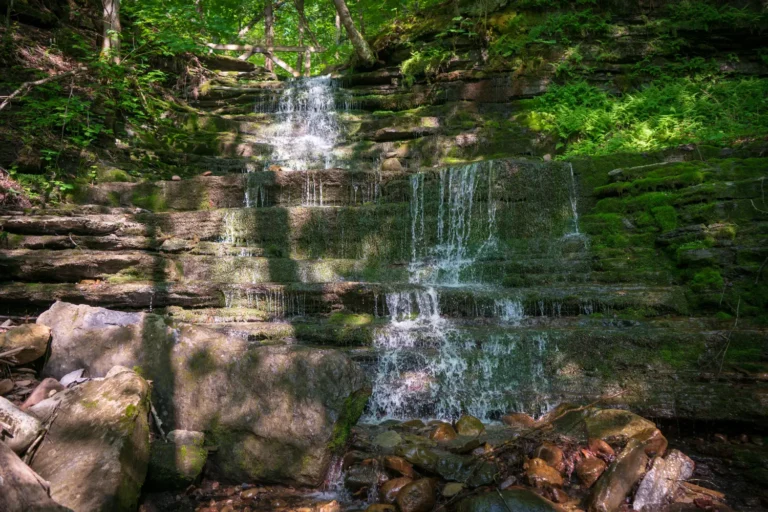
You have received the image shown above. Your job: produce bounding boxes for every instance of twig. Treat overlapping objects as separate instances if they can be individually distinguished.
[150,401,166,440]
[750,199,768,214]
[0,68,86,111]
[716,297,739,378]
[0,346,28,359]
[23,402,61,464]
[68,233,81,249]
[496,487,514,512]
[756,256,768,285]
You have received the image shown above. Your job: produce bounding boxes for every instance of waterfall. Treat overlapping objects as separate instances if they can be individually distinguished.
[409,162,497,285]
[365,288,557,421]
[363,159,588,422]
[255,76,344,171]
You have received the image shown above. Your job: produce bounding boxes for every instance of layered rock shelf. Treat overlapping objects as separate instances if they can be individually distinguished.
[2,4,768,510]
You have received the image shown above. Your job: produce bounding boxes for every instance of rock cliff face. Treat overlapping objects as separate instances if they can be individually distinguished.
[0,1,767,499]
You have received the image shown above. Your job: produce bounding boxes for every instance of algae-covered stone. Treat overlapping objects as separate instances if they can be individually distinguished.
[398,444,497,487]
[585,409,657,445]
[28,367,150,512]
[457,489,561,512]
[455,415,485,436]
[374,430,403,449]
[145,430,207,490]
[345,464,388,492]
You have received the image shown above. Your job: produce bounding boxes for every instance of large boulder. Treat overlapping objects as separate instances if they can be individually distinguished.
[37,301,370,486]
[27,367,150,512]
[1,323,51,364]
[0,441,71,512]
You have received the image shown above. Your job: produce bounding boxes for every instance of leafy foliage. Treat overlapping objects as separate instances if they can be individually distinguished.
[530,78,768,157]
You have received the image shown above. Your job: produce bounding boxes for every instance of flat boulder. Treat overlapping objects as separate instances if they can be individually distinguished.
[585,409,657,445]
[37,301,369,487]
[457,488,562,512]
[1,323,50,364]
[397,444,496,487]
[28,367,150,512]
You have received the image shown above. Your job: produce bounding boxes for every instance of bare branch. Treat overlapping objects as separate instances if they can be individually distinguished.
[0,68,86,111]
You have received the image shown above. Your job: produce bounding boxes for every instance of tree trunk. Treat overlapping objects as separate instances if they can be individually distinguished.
[357,0,364,36]
[101,0,121,64]
[238,0,285,38]
[334,12,341,59]
[5,0,13,31]
[331,0,375,67]
[296,0,304,73]
[264,0,274,72]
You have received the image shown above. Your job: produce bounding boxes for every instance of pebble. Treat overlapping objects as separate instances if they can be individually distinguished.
[171,175,182,181]
[0,378,13,395]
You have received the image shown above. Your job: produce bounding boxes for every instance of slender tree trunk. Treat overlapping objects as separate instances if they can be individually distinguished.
[357,0,364,36]
[264,0,274,72]
[101,0,121,64]
[334,12,341,59]
[296,0,304,74]
[5,0,13,31]
[238,0,285,38]
[331,0,375,67]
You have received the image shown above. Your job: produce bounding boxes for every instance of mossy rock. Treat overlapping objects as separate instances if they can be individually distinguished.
[145,431,207,490]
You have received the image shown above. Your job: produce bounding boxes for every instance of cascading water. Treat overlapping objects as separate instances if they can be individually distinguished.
[365,160,581,422]
[409,162,498,285]
[255,76,345,171]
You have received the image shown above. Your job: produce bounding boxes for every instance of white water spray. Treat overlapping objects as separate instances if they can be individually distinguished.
[255,76,344,171]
